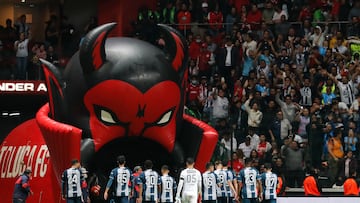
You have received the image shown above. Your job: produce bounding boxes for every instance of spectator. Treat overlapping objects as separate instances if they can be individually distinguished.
[14,14,30,37]
[220,131,238,159]
[337,150,358,185]
[327,130,344,184]
[177,3,192,36]
[295,108,311,141]
[309,25,327,47]
[343,129,358,153]
[196,2,209,36]
[283,140,305,187]
[14,32,30,80]
[272,5,288,24]
[225,6,240,35]
[212,88,230,123]
[228,151,244,175]
[243,94,263,131]
[275,92,299,123]
[247,4,262,30]
[217,36,239,85]
[256,134,272,159]
[262,2,275,24]
[238,136,255,158]
[269,110,292,146]
[207,3,223,36]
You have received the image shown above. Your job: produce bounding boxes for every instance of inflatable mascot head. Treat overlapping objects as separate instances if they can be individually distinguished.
[37,23,217,187]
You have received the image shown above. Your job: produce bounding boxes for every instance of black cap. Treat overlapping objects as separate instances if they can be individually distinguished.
[24,169,32,174]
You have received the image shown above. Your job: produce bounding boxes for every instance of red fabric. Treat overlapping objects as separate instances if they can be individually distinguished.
[298,8,312,21]
[0,119,60,203]
[208,12,223,30]
[229,0,250,13]
[257,142,267,158]
[228,159,244,174]
[36,104,82,183]
[84,80,180,152]
[247,10,262,30]
[187,84,200,102]
[183,114,218,172]
[177,11,192,30]
[304,176,321,196]
[331,2,340,17]
[189,41,201,60]
[198,50,211,72]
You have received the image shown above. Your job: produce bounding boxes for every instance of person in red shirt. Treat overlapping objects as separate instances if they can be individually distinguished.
[343,171,359,196]
[207,4,223,35]
[297,5,312,22]
[198,43,215,78]
[189,35,202,60]
[177,3,192,35]
[247,4,262,30]
[303,168,322,196]
[187,75,200,104]
[228,151,244,175]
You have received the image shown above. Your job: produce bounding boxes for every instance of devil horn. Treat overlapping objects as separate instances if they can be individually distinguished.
[157,24,188,72]
[79,22,117,74]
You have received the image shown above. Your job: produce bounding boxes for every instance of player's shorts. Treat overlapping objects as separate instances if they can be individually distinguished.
[181,194,197,203]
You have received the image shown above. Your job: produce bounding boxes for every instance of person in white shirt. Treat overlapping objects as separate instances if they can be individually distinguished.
[14,32,30,79]
[243,95,263,130]
[238,136,255,158]
[328,72,357,107]
[220,131,237,159]
[176,158,202,203]
[212,88,229,122]
[202,162,219,203]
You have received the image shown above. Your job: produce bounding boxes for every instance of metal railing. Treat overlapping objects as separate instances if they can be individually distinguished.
[158,21,353,38]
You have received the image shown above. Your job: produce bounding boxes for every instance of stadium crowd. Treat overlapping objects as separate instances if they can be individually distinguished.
[133,0,360,189]
[1,0,360,190]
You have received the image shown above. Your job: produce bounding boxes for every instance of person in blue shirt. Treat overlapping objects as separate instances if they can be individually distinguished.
[160,165,176,203]
[13,169,33,203]
[104,155,132,203]
[260,163,278,203]
[137,160,161,203]
[238,158,262,203]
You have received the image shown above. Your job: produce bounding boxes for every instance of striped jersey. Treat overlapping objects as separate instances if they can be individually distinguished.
[177,168,202,197]
[225,169,236,197]
[214,169,228,197]
[160,174,177,203]
[260,171,277,200]
[106,166,132,197]
[138,169,161,201]
[202,171,219,201]
[238,167,260,199]
[61,167,83,198]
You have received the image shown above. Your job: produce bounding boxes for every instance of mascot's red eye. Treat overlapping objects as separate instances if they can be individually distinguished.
[93,105,128,126]
[152,107,175,127]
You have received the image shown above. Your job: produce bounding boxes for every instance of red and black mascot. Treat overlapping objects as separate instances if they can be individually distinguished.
[0,23,218,202]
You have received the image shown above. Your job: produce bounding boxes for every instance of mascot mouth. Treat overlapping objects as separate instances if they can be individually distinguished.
[85,137,179,202]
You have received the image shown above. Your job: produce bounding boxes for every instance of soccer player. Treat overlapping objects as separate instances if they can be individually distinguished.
[175,157,202,203]
[137,160,161,203]
[260,163,277,203]
[13,168,33,203]
[222,161,238,203]
[104,155,132,203]
[238,158,262,203]
[131,166,143,203]
[202,162,219,203]
[160,165,177,203]
[61,159,84,203]
[214,161,228,203]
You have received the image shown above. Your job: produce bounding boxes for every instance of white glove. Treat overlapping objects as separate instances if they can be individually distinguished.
[175,197,181,203]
